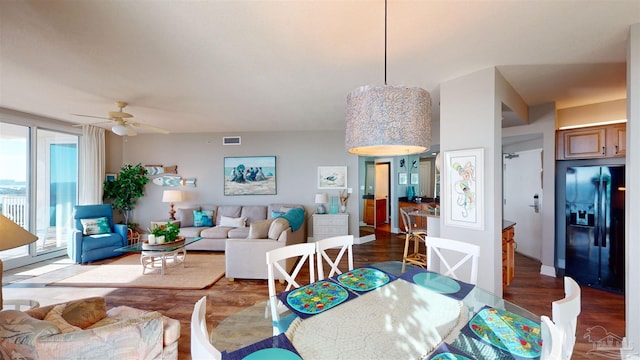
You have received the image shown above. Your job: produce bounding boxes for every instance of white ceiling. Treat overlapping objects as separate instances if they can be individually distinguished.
[1,1,638,135]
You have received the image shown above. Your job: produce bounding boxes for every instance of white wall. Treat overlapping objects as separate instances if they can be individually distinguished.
[115,130,360,240]
[440,67,503,294]
[625,23,640,357]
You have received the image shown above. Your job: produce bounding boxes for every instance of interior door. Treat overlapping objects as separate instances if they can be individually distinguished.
[503,149,543,260]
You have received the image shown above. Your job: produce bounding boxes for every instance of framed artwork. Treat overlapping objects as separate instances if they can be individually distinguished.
[105,174,117,182]
[224,156,276,195]
[317,166,347,189]
[444,148,484,230]
[410,173,419,185]
[398,173,408,185]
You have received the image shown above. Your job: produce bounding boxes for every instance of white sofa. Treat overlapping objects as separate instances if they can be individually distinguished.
[175,203,307,280]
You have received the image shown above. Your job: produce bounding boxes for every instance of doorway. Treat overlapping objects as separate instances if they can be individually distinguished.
[503,149,543,260]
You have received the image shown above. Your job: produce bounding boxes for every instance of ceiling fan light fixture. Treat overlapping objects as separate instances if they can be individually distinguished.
[112,124,129,136]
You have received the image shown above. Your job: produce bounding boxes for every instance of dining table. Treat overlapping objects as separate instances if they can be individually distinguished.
[213,261,543,360]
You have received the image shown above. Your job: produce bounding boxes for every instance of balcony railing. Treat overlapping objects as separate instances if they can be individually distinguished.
[1,196,27,228]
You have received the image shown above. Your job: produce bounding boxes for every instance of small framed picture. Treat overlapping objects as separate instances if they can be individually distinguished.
[411,173,419,185]
[105,174,117,182]
[398,173,408,185]
[318,166,347,189]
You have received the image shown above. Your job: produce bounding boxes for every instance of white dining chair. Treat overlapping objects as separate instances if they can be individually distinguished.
[400,206,428,271]
[266,242,316,335]
[540,315,563,360]
[425,236,480,285]
[552,276,581,360]
[190,296,222,360]
[316,235,354,280]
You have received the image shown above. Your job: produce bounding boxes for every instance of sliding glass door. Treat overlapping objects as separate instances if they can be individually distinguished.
[35,129,78,255]
[0,123,29,261]
[0,122,78,266]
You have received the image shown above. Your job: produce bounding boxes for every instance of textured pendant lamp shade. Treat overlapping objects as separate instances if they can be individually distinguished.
[345,85,432,156]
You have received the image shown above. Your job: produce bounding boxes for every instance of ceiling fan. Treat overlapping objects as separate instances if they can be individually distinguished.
[72,101,170,136]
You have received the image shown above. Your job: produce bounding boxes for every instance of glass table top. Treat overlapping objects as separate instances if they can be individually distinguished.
[115,236,202,253]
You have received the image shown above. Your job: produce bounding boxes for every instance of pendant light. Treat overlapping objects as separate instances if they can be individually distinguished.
[345,0,432,156]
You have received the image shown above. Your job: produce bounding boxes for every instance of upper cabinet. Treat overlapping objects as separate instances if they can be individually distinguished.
[556,124,626,160]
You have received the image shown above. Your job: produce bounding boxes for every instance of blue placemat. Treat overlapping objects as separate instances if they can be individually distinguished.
[427,342,478,359]
[277,280,359,319]
[399,267,475,300]
[330,266,397,293]
[222,333,301,360]
[459,306,541,360]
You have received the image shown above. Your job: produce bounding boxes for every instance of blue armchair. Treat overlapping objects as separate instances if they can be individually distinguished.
[68,204,128,264]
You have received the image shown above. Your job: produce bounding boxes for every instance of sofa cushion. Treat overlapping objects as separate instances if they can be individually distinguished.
[80,217,111,235]
[0,310,60,359]
[107,306,180,346]
[268,218,290,240]
[228,227,250,238]
[193,210,214,227]
[200,226,232,239]
[44,305,82,333]
[179,227,206,237]
[61,297,106,329]
[219,216,247,228]
[176,207,200,227]
[240,206,268,223]
[248,219,274,239]
[215,206,242,225]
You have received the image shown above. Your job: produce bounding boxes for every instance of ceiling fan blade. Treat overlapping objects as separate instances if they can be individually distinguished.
[127,127,138,136]
[130,121,170,134]
[72,121,112,127]
[71,113,112,120]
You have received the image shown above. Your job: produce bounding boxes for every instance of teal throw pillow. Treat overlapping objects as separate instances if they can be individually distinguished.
[80,217,111,235]
[193,210,214,227]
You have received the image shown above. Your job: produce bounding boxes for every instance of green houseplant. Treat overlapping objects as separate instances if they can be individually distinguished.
[103,163,149,226]
[149,222,180,243]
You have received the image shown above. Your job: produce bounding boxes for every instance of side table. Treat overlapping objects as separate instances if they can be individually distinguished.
[312,213,349,241]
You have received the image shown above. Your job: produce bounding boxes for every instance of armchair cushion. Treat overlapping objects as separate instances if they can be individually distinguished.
[80,217,111,235]
[44,305,82,333]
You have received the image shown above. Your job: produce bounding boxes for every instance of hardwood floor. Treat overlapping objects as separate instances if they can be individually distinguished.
[3,228,625,359]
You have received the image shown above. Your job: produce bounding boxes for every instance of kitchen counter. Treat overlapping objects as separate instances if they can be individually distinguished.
[503,220,516,230]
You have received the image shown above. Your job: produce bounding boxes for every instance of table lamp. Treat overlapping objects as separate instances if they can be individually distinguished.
[315,193,329,214]
[162,190,184,220]
[0,214,38,310]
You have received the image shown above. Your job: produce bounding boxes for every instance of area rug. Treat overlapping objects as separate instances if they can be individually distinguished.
[48,253,226,290]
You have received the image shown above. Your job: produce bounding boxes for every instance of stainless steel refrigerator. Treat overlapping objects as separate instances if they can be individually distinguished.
[560,163,625,293]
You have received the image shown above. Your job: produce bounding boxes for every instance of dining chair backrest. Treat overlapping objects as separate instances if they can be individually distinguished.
[316,235,354,280]
[191,296,222,360]
[266,243,316,335]
[425,236,480,285]
[540,315,563,360]
[552,276,581,360]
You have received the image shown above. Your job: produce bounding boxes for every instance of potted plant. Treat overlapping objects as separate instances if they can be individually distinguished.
[103,163,149,226]
[148,222,181,244]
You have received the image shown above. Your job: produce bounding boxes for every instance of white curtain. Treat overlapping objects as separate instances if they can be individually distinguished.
[78,125,105,205]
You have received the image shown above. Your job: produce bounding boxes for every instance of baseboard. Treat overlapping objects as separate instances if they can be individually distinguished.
[355,234,376,245]
[540,264,556,277]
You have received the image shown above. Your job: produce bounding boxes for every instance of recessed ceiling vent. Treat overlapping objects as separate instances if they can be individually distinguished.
[223,136,241,145]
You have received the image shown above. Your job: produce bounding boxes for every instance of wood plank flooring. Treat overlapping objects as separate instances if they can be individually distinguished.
[3,228,625,359]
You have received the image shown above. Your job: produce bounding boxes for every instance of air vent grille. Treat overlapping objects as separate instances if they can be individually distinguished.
[223,136,241,145]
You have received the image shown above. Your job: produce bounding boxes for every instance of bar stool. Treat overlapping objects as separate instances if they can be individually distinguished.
[399,206,427,272]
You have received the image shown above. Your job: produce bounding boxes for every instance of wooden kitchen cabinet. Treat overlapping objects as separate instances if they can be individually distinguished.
[556,124,626,160]
[502,224,515,288]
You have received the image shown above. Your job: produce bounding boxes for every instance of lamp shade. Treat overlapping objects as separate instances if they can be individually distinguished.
[345,85,432,156]
[315,193,329,204]
[0,214,38,251]
[162,190,184,203]
[112,124,129,136]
